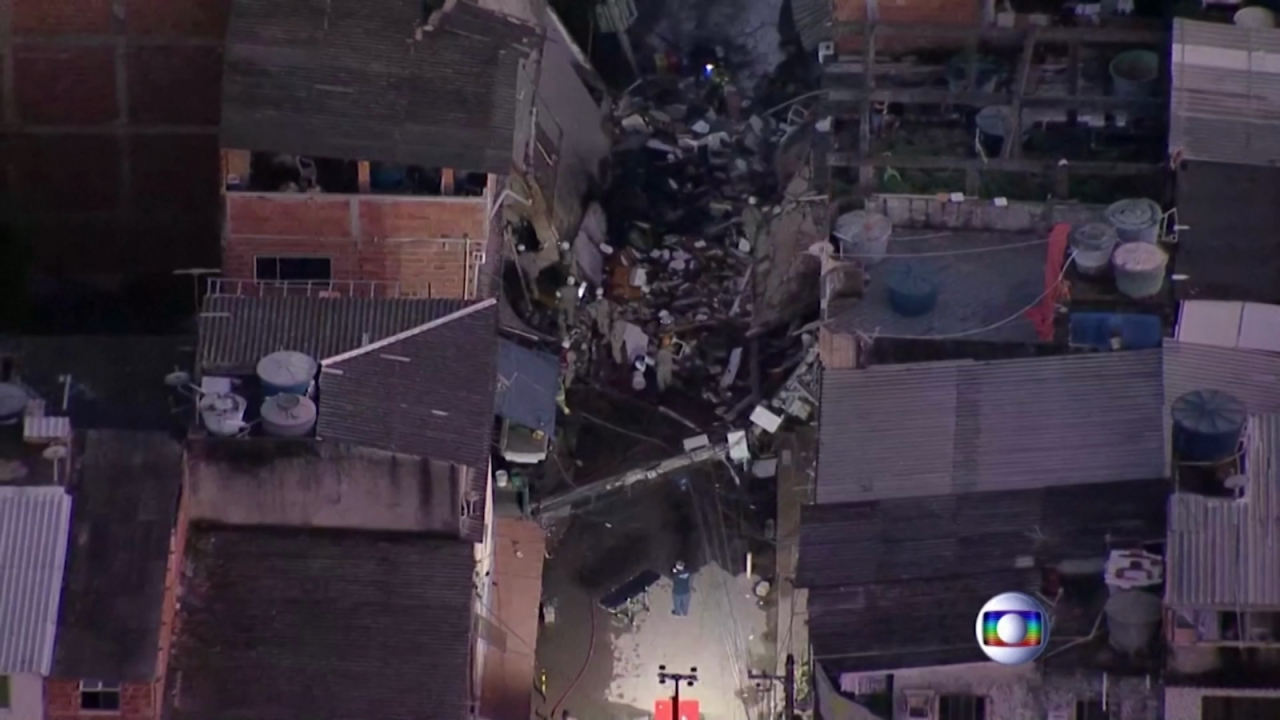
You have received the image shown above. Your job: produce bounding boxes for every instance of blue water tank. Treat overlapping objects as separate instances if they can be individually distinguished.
[256,351,319,397]
[886,265,939,317]
[1172,390,1248,464]
[371,162,408,191]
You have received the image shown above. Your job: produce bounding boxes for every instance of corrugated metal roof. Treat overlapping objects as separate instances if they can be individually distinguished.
[198,296,474,370]
[799,477,1168,672]
[1164,339,1280,416]
[220,0,538,174]
[1171,19,1280,167]
[817,350,1167,504]
[1167,414,1280,608]
[0,486,73,674]
[790,0,832,51]
[495,340,559,433]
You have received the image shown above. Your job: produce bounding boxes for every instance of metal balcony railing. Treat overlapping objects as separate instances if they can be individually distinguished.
[205,278,434,299]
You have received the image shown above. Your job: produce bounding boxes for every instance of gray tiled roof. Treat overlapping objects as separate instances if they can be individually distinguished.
[198,296,474,370]
[798,478,1168,672]
[318,302,499,511]
[1167,414,1280,609]
[817,350,1168,504]
[0,486,72,675]
[1171,20,1280,168]
[220,0,537,174]
[52,431,184,681]
[168,525,475,720]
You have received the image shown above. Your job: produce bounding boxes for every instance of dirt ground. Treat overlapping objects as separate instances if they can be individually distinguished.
[536,474,772,720]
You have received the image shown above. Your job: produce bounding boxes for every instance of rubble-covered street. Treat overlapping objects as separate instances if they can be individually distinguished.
[503,28,829,720]
[536,476,773,720]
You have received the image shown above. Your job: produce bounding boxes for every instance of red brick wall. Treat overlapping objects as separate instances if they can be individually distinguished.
[834,0,981,53]
[46,680,155,720]
[222,194,489,298]
[154,461,191,713]
[2,0,228,286]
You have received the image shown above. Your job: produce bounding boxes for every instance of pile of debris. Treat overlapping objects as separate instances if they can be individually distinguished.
[558,72,820,419]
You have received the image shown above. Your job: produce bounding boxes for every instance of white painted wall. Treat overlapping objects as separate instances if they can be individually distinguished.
[881,663,1037,720]
[1165,686,1280,720]
[0,673,45,720]
[832,663,1161,720]
[472,461,499,705]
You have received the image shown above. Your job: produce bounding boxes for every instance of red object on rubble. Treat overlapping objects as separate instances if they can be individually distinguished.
[654,698,700,720]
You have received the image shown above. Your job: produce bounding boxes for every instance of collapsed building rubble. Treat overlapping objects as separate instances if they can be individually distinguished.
[540,72,826,424]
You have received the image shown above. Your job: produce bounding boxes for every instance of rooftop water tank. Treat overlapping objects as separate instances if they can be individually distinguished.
[886,264,939,317]
[1235,6,1277,27]
[1172,390,1248,464]
[1105,198,1162,244]
[199,393,247,438]
[260,394,318,438]
[371,162,408,191]
[0,382,28,425]
[1112,242,1168,299]
[833,211,893,265]
[1110,50,1160,99]
[1105,589,1162,654]
[975,106,1019,157]
[256,351,318,397]
[1069,223,1120,277]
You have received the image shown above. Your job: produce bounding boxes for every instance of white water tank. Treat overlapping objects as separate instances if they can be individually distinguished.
[260,394,318,437]
[199,393,248,437]
[256,351,318,396]
[833,211,893,265]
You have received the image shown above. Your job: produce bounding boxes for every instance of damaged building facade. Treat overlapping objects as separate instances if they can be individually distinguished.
[215,0,538,301]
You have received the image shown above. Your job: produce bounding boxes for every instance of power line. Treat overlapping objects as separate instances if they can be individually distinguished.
[687,471,754,719]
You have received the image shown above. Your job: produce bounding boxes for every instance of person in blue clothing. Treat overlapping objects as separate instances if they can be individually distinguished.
[671,561,693,616]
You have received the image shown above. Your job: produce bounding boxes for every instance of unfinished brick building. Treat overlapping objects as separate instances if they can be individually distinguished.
[0,0,228,288]
[214,0,537,301]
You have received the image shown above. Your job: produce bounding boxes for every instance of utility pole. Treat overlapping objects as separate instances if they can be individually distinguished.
[748,654,797,720]
[658,665,699,719]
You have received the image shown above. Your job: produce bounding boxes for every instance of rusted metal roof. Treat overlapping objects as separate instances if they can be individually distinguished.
[817,350,1167,504]
[1171,20,1280,167]
[0,487,72,674]
[1167,414,1280,608]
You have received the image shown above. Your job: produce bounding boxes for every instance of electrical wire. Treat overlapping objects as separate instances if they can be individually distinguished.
[833,236,1048,259]
[687,472,754,719]
[854,252,1077,342]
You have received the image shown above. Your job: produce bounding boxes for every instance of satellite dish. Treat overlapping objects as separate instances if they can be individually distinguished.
[42,445,68,461]
[164,371,192,388]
